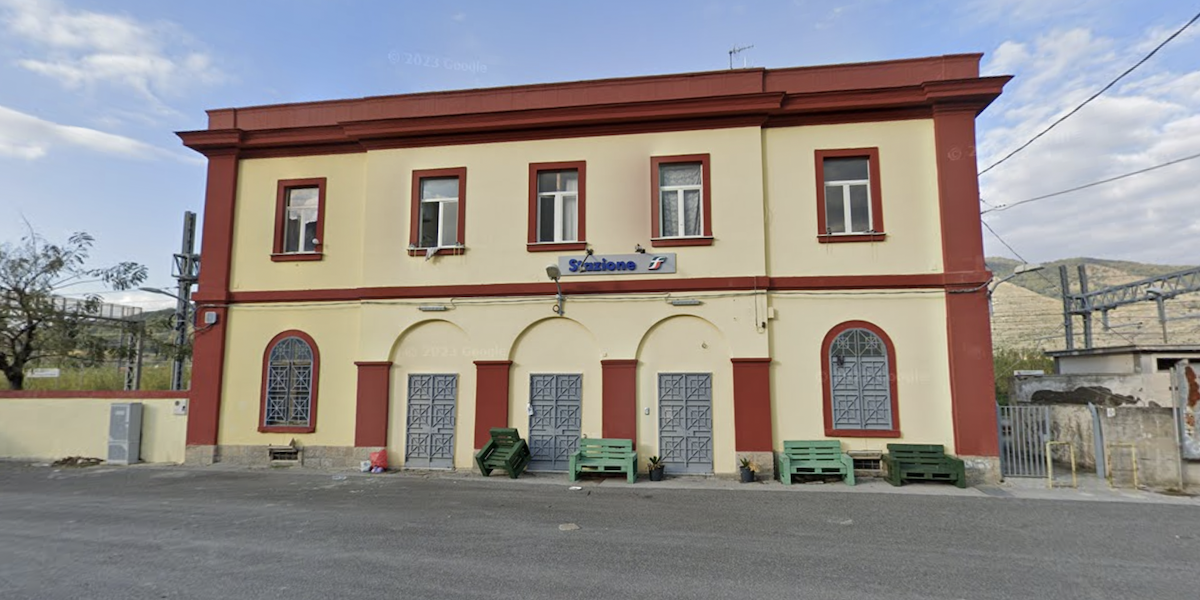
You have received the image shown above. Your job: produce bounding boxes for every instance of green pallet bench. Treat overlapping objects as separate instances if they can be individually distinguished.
[778,440,855,486]
[569,438,637,483]
[883,443,966,488]
[474,428,532,479]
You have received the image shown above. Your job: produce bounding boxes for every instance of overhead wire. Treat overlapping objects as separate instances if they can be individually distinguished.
[978,10,1200,176]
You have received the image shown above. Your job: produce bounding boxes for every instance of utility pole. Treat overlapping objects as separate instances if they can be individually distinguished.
[171,212,200,391]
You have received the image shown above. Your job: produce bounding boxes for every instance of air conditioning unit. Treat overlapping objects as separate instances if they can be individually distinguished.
[108,402,143,465]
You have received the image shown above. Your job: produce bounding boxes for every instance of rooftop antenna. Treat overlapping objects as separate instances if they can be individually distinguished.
[729,44,754,69]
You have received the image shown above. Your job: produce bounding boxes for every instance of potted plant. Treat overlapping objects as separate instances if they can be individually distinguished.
[648,455,665,481]
[739,457,758,483]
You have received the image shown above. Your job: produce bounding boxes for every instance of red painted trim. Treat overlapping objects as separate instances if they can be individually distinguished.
[814,148,885,239]
[526,242,588,252]
[187,150,239,446]
[474,360,512,448]
[0,390,188,399]
[817,234,887,244]
[409,167,467,254]
[650,154,712,246]
[650,237,714,247]
[820,321,901,438]
[354,361,392,447]
[601,359,638,447]
[272,178,326,260]
[934,106,999,457]
[271,253,323,262]
[731,358,772,452]
[258,330,320,434]
[220,272,991,304]
[528,161,587,248]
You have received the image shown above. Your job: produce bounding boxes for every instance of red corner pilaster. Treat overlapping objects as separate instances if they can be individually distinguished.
[934,105,999,457]
[354,361,392,447]
[732,358,773,452]
[601,359,638,445]
[474,360,512,448]
[186,149,239,447]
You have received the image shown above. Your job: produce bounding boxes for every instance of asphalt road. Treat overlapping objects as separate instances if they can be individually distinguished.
[1,464,1197,600]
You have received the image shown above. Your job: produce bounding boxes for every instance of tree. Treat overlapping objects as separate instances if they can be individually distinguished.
[0,231,147,390]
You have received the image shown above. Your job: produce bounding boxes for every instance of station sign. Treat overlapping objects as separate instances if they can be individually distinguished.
[557,252,677,276]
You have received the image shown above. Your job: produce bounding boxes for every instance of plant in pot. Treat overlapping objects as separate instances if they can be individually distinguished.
[648,455,665,481]
[739,457,758,483]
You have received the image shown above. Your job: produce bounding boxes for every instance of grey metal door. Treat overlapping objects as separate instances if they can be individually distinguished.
[658,373,713,474]
[405,374,457,469]
[997,404,1050,477]
[528,374,582,471]
[830,329,893,430]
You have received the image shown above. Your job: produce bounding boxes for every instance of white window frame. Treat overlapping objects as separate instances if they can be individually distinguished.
[536,170,579,243]
[824,164,873,235]
[659,167,703,238]
[419,180,459,248]
[282,186,320,254]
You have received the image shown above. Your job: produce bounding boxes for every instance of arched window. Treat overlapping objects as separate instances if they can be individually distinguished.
[259,331,319,433]
[821,321,899,437]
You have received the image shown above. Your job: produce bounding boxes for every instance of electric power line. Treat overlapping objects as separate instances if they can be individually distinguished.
[981,151,1200,214]
[979,10,1200,176]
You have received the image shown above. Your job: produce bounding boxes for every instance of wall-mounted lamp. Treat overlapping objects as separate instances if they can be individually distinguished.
[668,298,702,306]
[546,264,565,316]
[634,244,646,254]
[418,305,449,312]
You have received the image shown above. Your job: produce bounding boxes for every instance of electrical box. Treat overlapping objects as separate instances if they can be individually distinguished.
[108,402,143,465]
[173,398,188,416]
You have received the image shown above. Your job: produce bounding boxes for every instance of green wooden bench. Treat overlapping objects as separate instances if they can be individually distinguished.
[884,443,966,488]
[569,438,637,483]
[778,440,855,486]
[474,428,532,479]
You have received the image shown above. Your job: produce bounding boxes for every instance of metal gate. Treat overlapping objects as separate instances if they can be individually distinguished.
[997,404,1051,477]
[405,374,457,469]
[658,373,713,474]
[528,374,582,471]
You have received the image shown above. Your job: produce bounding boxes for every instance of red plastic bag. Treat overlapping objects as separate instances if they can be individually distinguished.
[369,449,389,470]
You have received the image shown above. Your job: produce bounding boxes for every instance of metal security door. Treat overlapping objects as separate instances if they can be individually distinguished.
[528,374,582,471]
[997,404,1051,477]
[405,374,457,469]
[658,373,713,474]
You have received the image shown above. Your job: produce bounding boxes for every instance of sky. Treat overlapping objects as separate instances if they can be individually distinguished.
[0,0,1197,310]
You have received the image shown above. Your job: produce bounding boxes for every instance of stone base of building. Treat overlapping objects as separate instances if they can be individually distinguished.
[737,451,775,482]
[185,445,216,466]
[206,445,377,469]
[961,455,1001,486]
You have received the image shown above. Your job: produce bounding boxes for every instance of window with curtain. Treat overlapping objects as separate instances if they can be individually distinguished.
[822,157,873,234]
[419,176,460,248]
[658,162,703,237]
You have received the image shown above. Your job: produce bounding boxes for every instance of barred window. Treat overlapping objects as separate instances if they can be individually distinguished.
[262,334,317,430]
[823,322,899,436]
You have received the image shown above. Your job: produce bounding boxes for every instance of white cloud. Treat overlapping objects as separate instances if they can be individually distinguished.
[978,25,1200,265]
[0,0,223,107]
[963,0,1106,24]
[0,103,167,160]
[98,290,177,312]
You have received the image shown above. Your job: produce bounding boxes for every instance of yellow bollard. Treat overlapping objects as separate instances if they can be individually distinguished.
[1044,441,1078,488]
[1104,443,1139,489]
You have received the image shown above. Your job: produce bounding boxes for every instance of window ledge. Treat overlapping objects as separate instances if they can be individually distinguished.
[527,241,588,252]
[824,428,901,438]
[259,425,316,434]
[407,247,467,257]
[271,252,323,262]
[817,233,887,244]
[651,236,714,248]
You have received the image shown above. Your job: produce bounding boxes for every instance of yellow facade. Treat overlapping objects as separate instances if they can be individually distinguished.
[213,120,965,473]
[0,397,187,463]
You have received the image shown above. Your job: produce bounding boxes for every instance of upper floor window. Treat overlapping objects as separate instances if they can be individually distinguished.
[814,148,885,243]
[409,167,467,256]
[272,178,326,262]
[821,321,899,438]
[528,161,587,251]
[260,331,319,433]
[650,154,713,247]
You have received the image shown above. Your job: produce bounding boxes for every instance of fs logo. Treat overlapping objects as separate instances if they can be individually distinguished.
[647,256,668,271]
